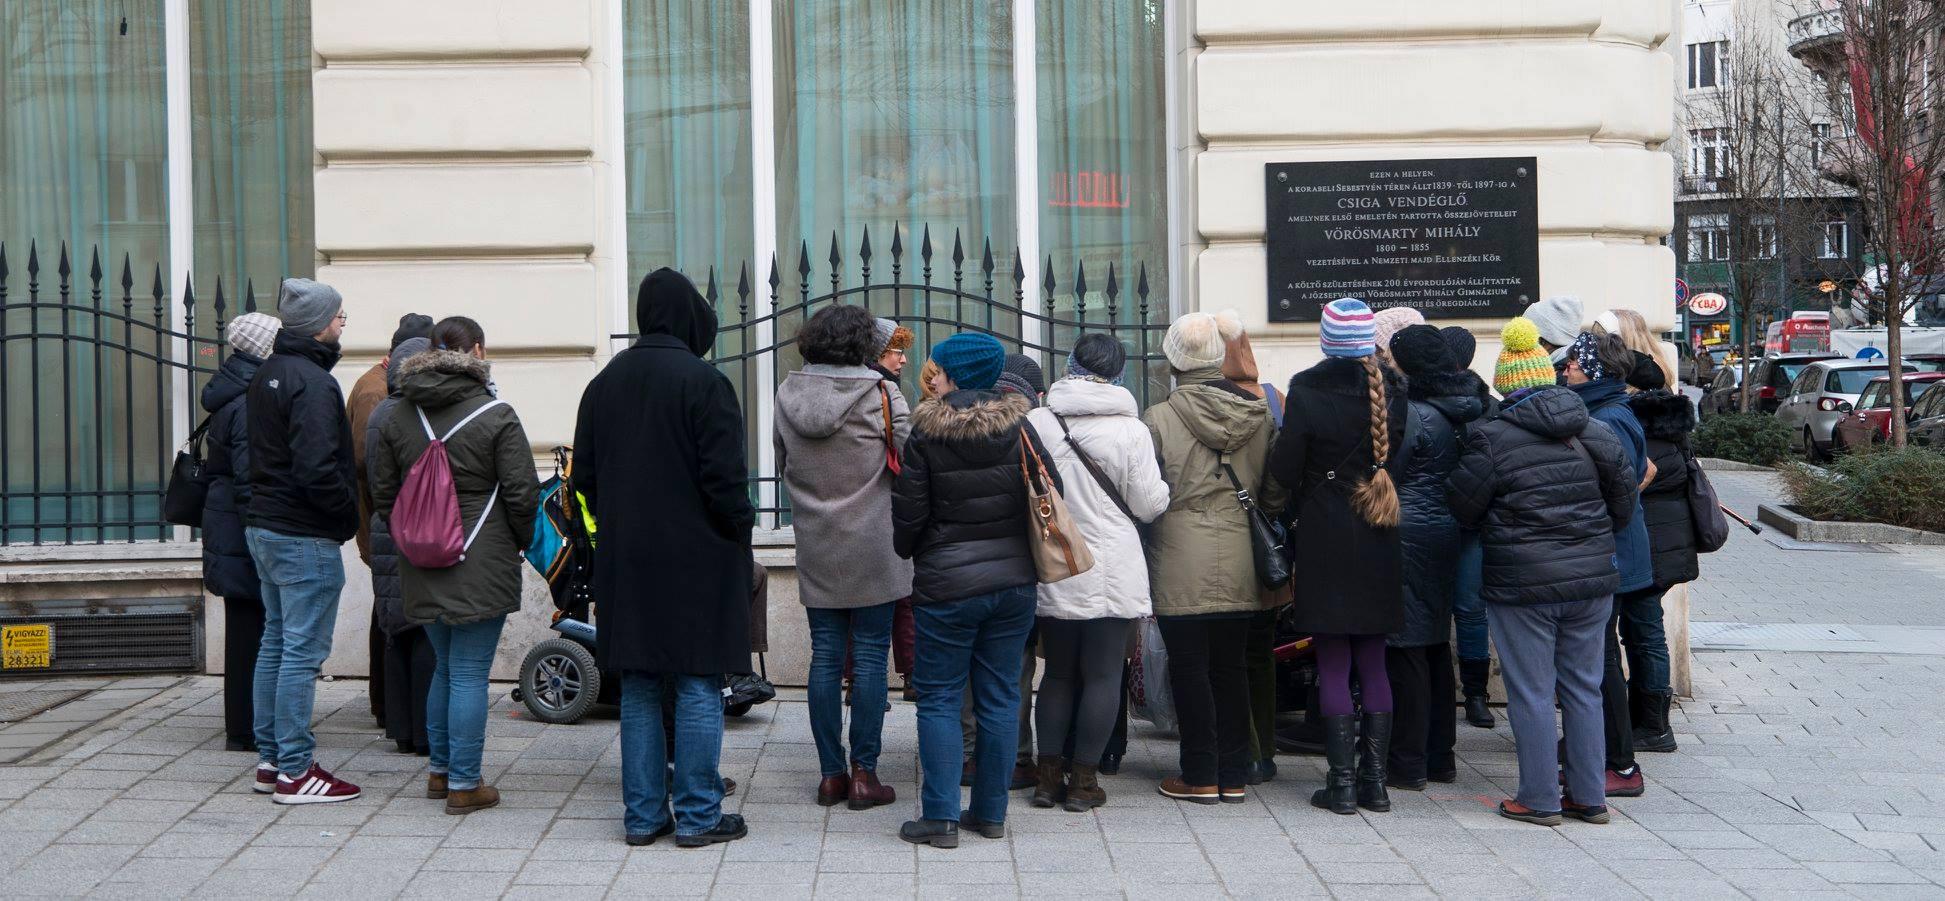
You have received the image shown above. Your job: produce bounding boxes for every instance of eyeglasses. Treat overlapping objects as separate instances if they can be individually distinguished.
[335,311,349,324]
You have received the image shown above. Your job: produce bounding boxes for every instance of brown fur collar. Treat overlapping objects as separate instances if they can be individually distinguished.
[397,348,489,383]
[911,391,1031,441]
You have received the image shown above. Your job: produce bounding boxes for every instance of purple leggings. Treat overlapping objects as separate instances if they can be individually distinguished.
[1314,633,1393,717]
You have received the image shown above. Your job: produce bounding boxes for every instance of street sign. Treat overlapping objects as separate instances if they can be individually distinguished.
[1689,292,1728,316]
[1675,278,1690,305]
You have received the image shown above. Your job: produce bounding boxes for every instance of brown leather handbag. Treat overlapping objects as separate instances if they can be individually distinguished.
[1019,427,1094,583]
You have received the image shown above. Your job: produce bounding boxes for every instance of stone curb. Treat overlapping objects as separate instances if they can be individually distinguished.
[1699,457,1775,472]
[1757,503,1945,545]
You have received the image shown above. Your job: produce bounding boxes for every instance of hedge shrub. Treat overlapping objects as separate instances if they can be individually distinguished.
[1693,413,1794,467]
[1780,445,1945,533]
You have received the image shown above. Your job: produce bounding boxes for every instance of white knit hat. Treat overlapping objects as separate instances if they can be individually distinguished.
[1524,295,1585,351]
[1164,312,1229,371]
[226,312,280,359]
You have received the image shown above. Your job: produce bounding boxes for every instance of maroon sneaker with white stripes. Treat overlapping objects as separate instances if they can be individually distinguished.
[253,763,277,794]
[272,763,361,805]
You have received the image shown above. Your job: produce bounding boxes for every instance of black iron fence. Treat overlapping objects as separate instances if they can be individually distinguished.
[4,226,1172,544]
[617,225,1173,520]
[0,240,271,545]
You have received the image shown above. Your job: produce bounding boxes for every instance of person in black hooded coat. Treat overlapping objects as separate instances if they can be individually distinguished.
[572,268,752,846]
[1383,326,1487,790]
[1624,387,1697,753]
[364,336,436,756]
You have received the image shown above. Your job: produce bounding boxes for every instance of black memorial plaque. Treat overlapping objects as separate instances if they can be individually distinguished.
[1264,157,1538,322]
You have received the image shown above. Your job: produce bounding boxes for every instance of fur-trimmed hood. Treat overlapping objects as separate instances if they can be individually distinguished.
[397,349,492,410]
[1627,390,1697,442]
[912,390,1031,442]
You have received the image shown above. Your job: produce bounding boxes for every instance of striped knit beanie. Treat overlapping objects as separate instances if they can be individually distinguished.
[1495,317,1556,394]
[1320,298,1377,358]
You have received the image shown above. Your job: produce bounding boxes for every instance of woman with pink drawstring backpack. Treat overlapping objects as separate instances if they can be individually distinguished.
[369,316,540,816]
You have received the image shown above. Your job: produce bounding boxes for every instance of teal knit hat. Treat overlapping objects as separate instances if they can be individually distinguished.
[930,333,1006,390]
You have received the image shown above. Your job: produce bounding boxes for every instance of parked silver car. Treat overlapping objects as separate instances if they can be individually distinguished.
[1774,359,1914,461]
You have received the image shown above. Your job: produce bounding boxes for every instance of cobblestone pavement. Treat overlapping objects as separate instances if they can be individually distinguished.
[0,472,1942,899]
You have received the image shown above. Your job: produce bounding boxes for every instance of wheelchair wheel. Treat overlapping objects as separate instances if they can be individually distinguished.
[519,638,601,725]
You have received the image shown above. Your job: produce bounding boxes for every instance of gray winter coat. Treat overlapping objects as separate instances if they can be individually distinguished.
[775,364,914,609]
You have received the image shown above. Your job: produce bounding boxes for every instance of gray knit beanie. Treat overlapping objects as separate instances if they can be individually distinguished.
[277,278,343,338]
[1523,295,1584,352]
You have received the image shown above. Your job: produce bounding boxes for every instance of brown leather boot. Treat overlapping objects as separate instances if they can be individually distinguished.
[816,774,849,807]
[1062,762,1106,812]
[1029,756,1067,808]
[445,785,499,815]
[425,773,447,800]
[847,765,896,810]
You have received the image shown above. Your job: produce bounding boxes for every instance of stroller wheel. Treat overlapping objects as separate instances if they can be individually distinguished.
[519,638,601,725]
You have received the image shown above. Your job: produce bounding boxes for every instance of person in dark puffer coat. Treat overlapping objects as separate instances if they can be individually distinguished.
[201,312,280,752]
[892,332,1061,848]
[1383,326,1486,791]
[1446,359,1639,826]
[364,336,435,756]
[1625,388,1698,754]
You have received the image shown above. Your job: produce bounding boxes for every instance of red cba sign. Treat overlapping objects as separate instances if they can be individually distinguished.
[1688,292,1728,316]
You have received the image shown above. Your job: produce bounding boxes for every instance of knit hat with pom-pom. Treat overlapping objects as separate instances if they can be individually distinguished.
[1163,312,1229,371]
[1495,317,1556,395]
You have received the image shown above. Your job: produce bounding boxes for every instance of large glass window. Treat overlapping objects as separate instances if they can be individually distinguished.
[623,0,753,282]
[190,0,314,293]
[1038,0,1165,324]
[773,0,1016,276]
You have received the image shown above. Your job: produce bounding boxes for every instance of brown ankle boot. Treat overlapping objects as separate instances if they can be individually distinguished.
[847,765,896,810]
[1029,756,1067,808]
[816,774,849,806]
[445,785,499,815]
[1062,762,1106,812]
[426,773,448,800]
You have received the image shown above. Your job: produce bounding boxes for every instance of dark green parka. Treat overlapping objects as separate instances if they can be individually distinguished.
[369,349,539,626]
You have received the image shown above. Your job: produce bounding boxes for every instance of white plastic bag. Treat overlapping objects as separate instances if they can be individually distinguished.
[1129,616,1177,733]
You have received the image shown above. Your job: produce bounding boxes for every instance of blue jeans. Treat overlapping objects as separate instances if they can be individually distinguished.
[424,616,506,791]
[912,585,1036,823]
[807,603,895,777]
[1618,587,1672,696]
[246,527,346,777]
[619,673,724,837]
[1453,531,1489,662]
[1488,597,1608,813]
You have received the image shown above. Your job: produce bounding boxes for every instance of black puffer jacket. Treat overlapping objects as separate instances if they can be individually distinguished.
[200,352,262,600]
[893,390,1061,604]
[246,331,359,542]
[1446,387,1639,606]
[1629,390,1700,589]
[1392,369,1487,647]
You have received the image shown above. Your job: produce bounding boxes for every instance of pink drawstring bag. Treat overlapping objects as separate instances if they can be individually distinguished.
[392,400,504,569]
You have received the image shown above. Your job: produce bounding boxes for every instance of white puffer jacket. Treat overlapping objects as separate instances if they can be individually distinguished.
[1025,378,1171,620]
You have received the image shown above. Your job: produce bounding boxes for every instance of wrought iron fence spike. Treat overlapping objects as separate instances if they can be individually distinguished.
[0,242,8,283]
[182,275,196,328]
[860,225,873,262]
[1105,263,1119,303]
[981,238,994,275]
[798,240,812,278]
[951,230,965,268]
[26,240,39,284]
[739,261,752,298]
[1042,255,1056,294]
[767,254,781,291]
[1137,263,1151,315]
[89,246,102,282]
[245,277,257,312]
[889,224,903,261]
[214,276,227,317]
[828,232,842,269]
[58,242,71,279]
[920,225,933,263]
[705,266,720,308]
[120,254,133,296]
[151,264,165,317]
[1074,262,1088,307]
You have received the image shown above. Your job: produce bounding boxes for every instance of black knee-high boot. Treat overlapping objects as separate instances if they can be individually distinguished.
[1356,711,1393,812]
[1309,715,1358,815]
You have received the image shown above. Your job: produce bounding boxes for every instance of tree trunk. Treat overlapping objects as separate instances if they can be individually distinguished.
[1889,313,1908,446]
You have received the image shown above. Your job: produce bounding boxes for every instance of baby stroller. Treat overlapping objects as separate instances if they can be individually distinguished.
[510,447,774,724]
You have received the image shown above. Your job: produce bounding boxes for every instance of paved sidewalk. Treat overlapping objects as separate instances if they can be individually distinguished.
[1,469,1943,898]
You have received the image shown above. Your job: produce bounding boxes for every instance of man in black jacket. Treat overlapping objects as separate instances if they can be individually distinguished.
[1446,378,1638,827]
[244,277,362,805]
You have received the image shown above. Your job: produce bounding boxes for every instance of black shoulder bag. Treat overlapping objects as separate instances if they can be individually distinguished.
[163,417,215,528]
[1220,456,1292,590]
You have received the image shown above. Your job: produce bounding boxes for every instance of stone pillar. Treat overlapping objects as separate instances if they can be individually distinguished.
[302,0,617,678]
[1183,2,1677,379]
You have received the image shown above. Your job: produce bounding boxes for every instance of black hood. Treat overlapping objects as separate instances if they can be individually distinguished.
[272,329,342,371]
[1409,368,1488,425]
[635,267,717,357]
[201,352,261,413]
[1498,386,1591,440]
[1627,390,1696,442]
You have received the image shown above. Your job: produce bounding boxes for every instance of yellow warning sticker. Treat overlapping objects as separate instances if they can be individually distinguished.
[1,624,53,669]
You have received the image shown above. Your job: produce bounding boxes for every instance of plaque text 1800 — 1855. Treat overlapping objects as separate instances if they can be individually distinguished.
[1263,157,1539,323]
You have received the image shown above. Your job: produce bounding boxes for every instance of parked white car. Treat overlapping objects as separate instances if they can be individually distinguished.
[1773,359,1914,461]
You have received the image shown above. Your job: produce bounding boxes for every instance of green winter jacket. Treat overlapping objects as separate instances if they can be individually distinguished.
[1141,370,1288,618]
[369,350,540,626]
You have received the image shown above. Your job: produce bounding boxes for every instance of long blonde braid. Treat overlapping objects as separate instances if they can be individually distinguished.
[1352,355,1401,528]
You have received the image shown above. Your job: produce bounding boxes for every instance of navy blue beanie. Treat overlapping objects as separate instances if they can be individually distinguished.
[931,333,1007,391]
